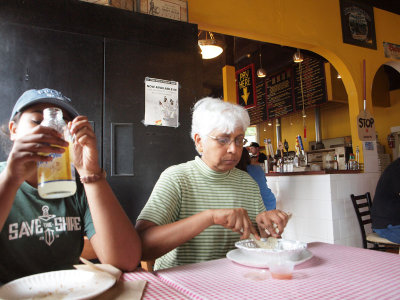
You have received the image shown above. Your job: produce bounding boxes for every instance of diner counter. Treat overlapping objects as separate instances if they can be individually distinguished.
[153,242,400,300]
[265,170,361,176]
[266,171,380,247]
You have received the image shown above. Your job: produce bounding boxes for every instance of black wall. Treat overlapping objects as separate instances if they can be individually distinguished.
[0,0,202,222]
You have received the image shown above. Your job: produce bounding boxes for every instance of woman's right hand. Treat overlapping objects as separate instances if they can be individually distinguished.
[6,126,68,185]
[210,208,260,240]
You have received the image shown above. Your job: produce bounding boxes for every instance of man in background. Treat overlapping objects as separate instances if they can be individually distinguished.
[249,142,267,163]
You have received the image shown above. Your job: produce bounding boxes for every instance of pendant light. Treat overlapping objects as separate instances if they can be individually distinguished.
[257,46,266,78]
[294,48,307,139]
[198,31,223,59]
[293,48,304,63]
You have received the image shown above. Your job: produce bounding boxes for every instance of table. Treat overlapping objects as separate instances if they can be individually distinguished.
[155,242,400,300]
[122,269,189,299]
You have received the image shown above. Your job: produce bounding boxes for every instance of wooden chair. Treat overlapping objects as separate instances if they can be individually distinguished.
[350,193,400,254]
[140,260,155,272]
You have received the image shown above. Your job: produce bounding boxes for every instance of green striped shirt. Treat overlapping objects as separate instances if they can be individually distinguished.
[137,156,265,270]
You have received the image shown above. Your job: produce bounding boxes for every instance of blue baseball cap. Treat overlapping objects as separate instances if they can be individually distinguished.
[249,142,260,148]
[10,88,79,122]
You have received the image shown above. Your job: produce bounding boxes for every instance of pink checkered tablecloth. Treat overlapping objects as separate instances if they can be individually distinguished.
[155,242,400,300]
[122,269,189,299]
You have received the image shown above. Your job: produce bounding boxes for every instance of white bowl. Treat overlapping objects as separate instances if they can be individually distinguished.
[235,238,307,263]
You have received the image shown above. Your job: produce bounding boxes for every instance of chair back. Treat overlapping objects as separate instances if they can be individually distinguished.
[350,192,373,249]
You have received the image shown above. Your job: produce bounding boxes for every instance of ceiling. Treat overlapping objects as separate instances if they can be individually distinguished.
[200,0,400,99]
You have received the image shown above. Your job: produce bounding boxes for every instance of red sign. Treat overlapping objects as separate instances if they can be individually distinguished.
[236,64,257,108]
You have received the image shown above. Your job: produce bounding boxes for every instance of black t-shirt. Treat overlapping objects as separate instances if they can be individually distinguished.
[257,152,267,163]
[371,158,400,229]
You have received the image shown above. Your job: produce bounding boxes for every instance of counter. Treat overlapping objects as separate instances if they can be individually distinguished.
[266,171,380,248]
[266,170,361,176]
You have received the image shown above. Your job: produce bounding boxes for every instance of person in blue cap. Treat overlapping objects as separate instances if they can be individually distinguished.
[248,142,267,163]
[0,88,141,283]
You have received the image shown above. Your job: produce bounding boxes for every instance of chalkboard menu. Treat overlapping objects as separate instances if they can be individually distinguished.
[293,56,327,111]
[243,55,327,124]
[247,78,267,124]
[263,55,327,121]
[265,67,295,119]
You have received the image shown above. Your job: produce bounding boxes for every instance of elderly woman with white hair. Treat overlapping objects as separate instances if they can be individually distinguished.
[136,97,289,270]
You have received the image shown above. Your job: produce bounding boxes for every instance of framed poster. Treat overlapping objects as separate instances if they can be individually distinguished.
[339,0,377,50]
[383,42,400,60]
[236,64,257,109]
[138,0,188,22]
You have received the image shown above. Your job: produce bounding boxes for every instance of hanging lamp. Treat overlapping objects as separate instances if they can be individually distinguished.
[198,31,223,59]
[295,49,307,139]
[257,47,267,78]
[293,48,304,63]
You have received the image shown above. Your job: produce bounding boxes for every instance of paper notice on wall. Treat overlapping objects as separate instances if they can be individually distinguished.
[363,141,379,173]
[144,77,179,127]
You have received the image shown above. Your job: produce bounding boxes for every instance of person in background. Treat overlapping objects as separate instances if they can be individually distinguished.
[0,88,141,283]
[248,142,267,163]
[135,97,289,271]
[371,157,400,243]
[237,147,276,211]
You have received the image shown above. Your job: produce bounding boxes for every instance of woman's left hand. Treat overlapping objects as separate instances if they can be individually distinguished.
[68,116,100,175]
[256,209,289,237]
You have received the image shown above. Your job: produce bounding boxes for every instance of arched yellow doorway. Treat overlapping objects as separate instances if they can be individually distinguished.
[372,61,400,162]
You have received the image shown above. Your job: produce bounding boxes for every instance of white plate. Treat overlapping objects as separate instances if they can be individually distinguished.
[0,269,116,300]
[226,248,313,268]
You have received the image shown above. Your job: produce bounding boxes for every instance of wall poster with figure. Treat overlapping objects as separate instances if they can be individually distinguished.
[144,77,179,127]
[339,0,377,50]
[138,0,188,22]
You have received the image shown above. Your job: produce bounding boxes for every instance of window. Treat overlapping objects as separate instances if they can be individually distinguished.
[245,125,257,146]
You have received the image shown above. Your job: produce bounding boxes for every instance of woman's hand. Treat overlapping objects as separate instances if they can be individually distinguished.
[256,209,289,237]
[6,126,68,185]
[210,208,260,239]
[68,116,100,176]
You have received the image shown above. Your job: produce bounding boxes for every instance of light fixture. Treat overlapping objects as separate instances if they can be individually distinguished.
[337,73,342,79]
[293,48,304,63]
[296,51,307,121]
[267,121,272,126]
[257,47,266,78]
[198,31,223,59]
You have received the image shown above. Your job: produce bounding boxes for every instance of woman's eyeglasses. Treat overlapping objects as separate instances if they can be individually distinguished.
[208,135,247,147]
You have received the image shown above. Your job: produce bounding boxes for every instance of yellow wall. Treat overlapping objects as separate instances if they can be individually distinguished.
[374,89,400,156]
[258,103,351,154]
[188,0,400,162]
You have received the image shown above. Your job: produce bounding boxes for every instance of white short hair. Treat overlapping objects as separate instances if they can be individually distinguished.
[191,97,250,141]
